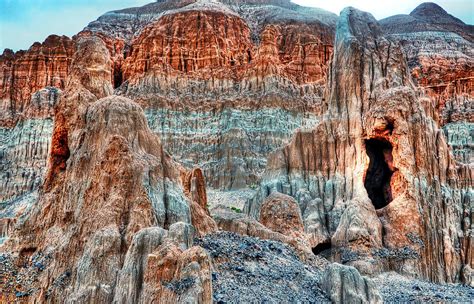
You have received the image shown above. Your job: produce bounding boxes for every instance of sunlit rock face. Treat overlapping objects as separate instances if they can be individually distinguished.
[0,0,337,216]
[246,6,472,284]
[116,1,336,192]
[380,2,474,164]
[0,2,472,300]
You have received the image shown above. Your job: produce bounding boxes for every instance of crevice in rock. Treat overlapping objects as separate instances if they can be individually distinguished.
[113,63,123,89]
[18,247,37,267]
[364,138,395,209]
[44,113,70,190]
[312,240,332,255]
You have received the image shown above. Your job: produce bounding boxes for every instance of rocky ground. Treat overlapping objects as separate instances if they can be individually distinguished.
[195,231,331,303]
[2,231,473,302]
[195,232,474,303]
[374,272,474,303]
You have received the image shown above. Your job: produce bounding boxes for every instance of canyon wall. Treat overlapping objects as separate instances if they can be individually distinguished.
[0,1,472,295]
[0,1,337,222]
[119,3,335,190]
[380,2,474,164]
[246,6,473,284]
[1,35,215,302]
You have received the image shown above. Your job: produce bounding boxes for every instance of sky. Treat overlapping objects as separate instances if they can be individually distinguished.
[1,0,473,52]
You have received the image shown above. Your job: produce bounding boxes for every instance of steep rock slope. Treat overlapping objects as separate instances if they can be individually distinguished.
[0,35,74,127]
[119,0,335,192]
[246,7,472,284]
[2,2,472,218]
[0,0,337,220]
[0,0,472,301]
[0,37,75,225]
[0,36,215,302]
[380,2,474,163]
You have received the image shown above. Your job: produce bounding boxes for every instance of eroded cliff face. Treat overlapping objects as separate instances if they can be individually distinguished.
[0,0,337,218]
[0,35,74,127]
[1,36,215,302]
[246,7,473,284]
[0,36,74,226]
[119,2,335,191]
[0,1,472,300]
[2,1,471,215]
[380,2,474,164]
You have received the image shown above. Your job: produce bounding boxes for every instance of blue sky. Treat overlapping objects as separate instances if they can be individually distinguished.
[1,0,473,52]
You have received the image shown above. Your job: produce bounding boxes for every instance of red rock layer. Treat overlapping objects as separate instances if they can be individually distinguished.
[124,11,253,77]
[122,9,333,86]
[0,35,75,126]
[412,55,473,125]
[246,7,472,283]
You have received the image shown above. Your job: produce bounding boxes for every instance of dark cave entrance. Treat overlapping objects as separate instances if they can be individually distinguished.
[364,138,395,209]
[113,64,123,89]
[312,241,332,256]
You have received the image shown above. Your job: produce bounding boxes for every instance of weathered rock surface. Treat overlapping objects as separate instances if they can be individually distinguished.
[141,242,213,303]
[380,3,474,163]
[0,35,74,127]
[246,6,472,284]
[258,192,318,249]
[380,2,473,41]
[182,168,218,236]
[0,88,57,208]
[118,2,335,191]
[0,0,472,302]
[322,263,383,304]
[2,1,472,217]
[0,35,214,302]
[113,223,212,303]
[0,0,337,218]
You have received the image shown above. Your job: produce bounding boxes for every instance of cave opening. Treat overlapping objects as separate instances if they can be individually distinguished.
[113,64,123,89]
[312,241,332,256]
[18,247,37,267]
[364,138,395,209]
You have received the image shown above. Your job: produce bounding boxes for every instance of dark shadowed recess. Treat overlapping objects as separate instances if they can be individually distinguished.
[364,138,395,209]
[312,240,331,256]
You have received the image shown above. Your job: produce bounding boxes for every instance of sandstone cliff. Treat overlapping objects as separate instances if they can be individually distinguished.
[0,0,337,218]
[0,1,472,301]
[380,2,473,164]
[118,0,335,191]
[1,35,215,302]
[246,6,473,284]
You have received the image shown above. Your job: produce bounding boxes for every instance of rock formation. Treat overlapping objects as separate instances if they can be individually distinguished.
[0,36,75,223]
[2,1,471,216]
[380,2,473,164]
[0,0,338,219]
[246,6,472,284]
[322,263,382,304]
[118,0,336,191]
[0,35,74,127]
[0,35,214,302]
[0,0,473,302]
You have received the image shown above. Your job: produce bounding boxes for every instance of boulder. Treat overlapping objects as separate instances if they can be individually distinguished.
[322,263,382,304]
